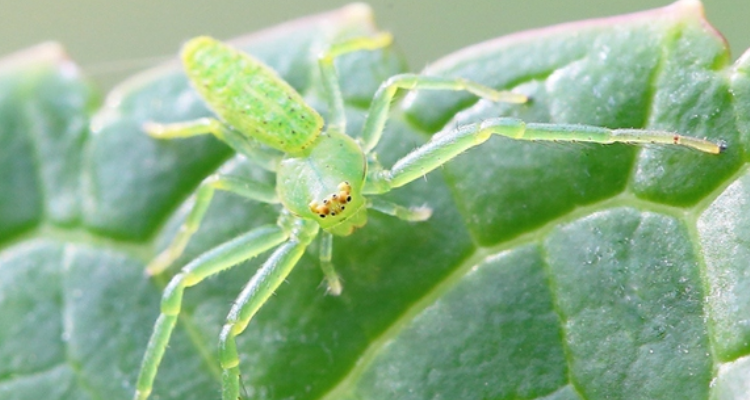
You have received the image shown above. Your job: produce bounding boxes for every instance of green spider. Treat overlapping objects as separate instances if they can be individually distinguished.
[132,32,723,400]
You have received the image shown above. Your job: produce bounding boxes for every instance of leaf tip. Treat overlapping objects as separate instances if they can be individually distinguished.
[338,2,375,23]
[0,42,73,72]
[662,0,707,24]
[665,0,728,49]
[669,0,704,12]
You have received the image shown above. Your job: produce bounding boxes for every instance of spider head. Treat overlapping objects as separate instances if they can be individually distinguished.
[309,181,367,236]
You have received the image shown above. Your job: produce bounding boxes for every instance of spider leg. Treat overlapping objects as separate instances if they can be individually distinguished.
[133,224,289,400]
[368,197,432,222]
[364,118,724,194]
[218,218,319,400]
[317,32,392,133]
[144,117,283,171]
[147,174,278,275]
[318,231,342,295]
[359,74,526,154]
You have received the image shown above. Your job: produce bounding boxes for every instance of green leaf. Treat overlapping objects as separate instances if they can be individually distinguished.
[1,1,749,400]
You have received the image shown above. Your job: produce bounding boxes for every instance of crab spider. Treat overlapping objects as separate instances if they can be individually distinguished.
[132,33,723,400]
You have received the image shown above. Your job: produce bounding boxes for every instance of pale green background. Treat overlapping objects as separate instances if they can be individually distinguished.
[0,0,747,88]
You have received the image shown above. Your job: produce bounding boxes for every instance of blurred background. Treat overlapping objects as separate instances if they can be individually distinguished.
[0,0,747,89]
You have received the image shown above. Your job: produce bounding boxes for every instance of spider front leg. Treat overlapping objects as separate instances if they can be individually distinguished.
[134,224,290,400]
[219,217,319,400]
[364,118,725,194]
[355,74,525,213]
